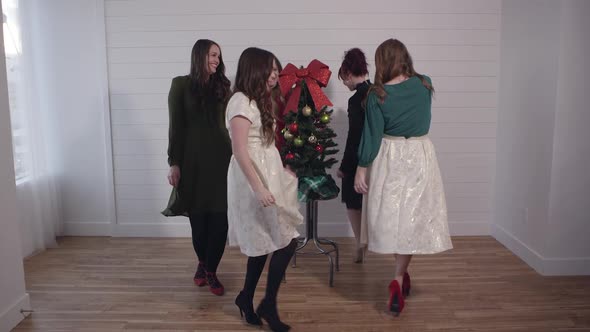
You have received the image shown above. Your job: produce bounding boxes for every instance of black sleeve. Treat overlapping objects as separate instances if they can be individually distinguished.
[167,77,186,167]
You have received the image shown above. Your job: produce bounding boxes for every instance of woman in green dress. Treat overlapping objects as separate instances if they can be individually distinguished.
[355,39,452,315]
[162,39,232,296]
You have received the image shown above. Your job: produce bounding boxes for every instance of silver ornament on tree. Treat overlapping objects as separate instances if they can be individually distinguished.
[308,135,317,144]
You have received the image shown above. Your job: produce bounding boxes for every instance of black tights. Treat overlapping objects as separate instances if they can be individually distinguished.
[242,239,298,303]
[189,211,228,273]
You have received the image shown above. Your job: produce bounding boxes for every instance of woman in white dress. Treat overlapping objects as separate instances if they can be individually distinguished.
[227,47,303,332]
[354,39,453,316]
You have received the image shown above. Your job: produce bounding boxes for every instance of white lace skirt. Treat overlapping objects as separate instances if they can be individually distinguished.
[360,135,453,255]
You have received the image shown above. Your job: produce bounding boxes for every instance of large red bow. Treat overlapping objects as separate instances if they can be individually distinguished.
[279,59,333,115]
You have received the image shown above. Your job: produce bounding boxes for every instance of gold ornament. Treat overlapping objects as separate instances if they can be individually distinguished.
[284,131,294,140]
[302,105,313,117]
[320,113,331,124]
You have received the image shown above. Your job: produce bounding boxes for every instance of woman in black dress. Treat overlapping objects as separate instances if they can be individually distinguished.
[336,48,371,263]
[162,39,232,296]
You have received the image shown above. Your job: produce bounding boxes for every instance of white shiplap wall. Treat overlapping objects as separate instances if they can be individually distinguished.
[105,0,500,236]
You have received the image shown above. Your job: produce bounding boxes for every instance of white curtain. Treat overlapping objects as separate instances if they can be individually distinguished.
[3,0,62,257]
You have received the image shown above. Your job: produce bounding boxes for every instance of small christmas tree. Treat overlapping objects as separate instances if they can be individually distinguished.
[280,81,338,177]
[279,60,340,201]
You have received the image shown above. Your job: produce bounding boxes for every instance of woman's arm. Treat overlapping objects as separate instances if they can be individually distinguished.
[355,92,385,194]
[357,92,385,167]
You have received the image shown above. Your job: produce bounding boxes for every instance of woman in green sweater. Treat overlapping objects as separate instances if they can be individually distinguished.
[162,39,232,296]
[354,39,452,315]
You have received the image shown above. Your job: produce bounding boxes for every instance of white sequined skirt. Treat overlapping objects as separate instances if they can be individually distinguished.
[360,135,453,254]
[227,143,302,257]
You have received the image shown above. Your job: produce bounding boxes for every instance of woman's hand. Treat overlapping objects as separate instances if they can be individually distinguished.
[255,187,276,207]
[354,167,368,194]
[168,165,181,187]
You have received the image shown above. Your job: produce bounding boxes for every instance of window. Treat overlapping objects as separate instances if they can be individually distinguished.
[2,0,28,182]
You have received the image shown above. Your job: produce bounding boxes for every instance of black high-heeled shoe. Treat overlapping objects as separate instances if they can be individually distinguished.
[256,298,290,332]
[235,291,263,326]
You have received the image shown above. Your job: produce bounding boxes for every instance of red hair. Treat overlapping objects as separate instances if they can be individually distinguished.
[338,48,369,79]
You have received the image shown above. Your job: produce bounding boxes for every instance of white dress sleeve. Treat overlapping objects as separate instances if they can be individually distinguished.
[226,92,259,124]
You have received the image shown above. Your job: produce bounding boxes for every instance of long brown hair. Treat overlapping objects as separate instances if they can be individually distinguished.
[371,39,434,102]
[270,55,284,116]
[189,39,231,101]
[233,47,275,145]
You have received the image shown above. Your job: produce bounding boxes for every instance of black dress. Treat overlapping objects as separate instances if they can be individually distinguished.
[162,76,232,216]
[339,80,371,210]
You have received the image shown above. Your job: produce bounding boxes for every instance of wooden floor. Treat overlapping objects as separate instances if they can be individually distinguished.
[13,236,590,332]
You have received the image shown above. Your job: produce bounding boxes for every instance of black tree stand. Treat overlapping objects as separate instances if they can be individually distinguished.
[292,200,340,287]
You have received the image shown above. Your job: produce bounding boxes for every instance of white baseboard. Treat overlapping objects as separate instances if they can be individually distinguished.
[0,293,30,332]
[113,223,191,237]
[63,220,490,238]
[542,256,590,275]
[63,222,112,236]
[491,223,545,273]
[491,223,590,276]
[114,223,346,238]
[449,221,490,235]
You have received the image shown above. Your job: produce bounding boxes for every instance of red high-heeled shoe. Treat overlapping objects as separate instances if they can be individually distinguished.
[402,272,411,297]
[388,280,405,316]
[206,272,225,296]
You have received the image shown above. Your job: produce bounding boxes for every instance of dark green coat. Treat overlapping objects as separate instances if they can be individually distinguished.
[162,76,232,216]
